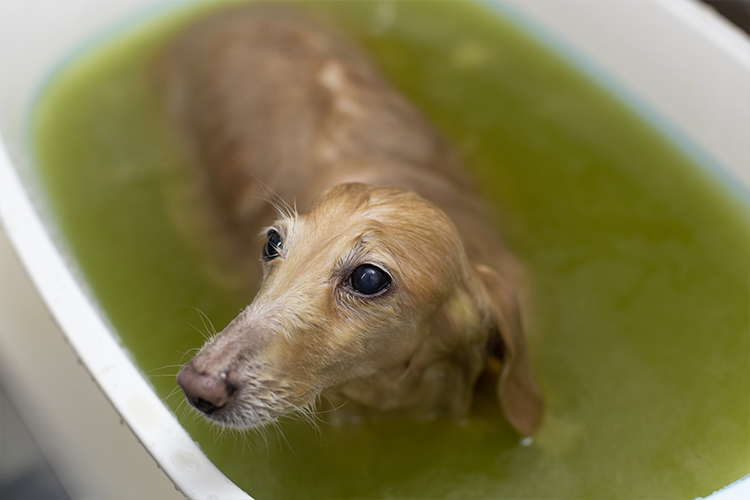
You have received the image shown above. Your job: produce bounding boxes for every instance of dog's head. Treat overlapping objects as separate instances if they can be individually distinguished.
[177,183,543,434]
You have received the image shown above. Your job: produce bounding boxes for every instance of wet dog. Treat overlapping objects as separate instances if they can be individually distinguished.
[164,5,543,436]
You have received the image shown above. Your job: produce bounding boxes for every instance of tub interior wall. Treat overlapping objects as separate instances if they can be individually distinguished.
[0,1,194,186]
[1,1,749,499]
[502,0,750,191]
[2,0,749,191]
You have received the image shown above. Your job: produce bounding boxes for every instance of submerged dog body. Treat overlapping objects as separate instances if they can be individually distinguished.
[166,6,543,435]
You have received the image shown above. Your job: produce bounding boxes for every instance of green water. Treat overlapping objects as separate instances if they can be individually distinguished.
[31,1,749,499]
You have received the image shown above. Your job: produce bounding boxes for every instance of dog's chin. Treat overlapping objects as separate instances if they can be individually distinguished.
[195,405,279,430]
[193,385,316,430]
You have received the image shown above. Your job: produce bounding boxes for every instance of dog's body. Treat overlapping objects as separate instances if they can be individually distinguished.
[167,6,543,436]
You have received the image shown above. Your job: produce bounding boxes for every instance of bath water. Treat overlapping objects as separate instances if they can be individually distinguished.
[31,1,749,498]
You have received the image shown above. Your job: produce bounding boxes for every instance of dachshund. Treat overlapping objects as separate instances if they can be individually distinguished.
[163,4,543,436]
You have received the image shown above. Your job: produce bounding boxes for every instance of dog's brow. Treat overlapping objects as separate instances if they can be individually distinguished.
[332,237,371,275]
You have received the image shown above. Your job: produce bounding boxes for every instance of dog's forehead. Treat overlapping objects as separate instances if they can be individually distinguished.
[307,183,449,226]
[299,184,457,246]
[272,183,466,277]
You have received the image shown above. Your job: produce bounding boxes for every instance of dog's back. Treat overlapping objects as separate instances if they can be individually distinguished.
[161,6,517,280]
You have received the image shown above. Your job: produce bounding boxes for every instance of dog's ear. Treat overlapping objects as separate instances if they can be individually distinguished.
[472,264,544,436]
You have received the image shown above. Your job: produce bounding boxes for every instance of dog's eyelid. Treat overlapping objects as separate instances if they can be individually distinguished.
[259,223,287,238]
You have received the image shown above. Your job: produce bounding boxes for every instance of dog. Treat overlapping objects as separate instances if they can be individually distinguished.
[164,5,543,436]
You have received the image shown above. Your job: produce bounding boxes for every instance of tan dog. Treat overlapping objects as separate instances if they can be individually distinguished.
[166,5,543,436]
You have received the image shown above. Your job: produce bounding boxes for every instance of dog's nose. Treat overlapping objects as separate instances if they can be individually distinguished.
[177,363,236,415]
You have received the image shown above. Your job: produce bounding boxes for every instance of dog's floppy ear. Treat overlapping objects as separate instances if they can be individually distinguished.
[473,264,544,436]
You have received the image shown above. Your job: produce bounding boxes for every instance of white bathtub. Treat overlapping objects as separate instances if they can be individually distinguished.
[0,1,747,499]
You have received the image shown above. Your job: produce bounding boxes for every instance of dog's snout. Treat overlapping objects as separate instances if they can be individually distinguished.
[177,363,236,415]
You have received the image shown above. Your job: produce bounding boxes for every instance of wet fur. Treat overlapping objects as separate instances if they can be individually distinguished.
[163,5,543,436]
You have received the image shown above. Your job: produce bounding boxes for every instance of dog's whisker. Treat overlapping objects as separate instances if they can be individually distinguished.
[177,347,201,362]
[179,305,219,340]
[149,363,183,374]
[186,321,214,343]
[194,307,218,337]
[245,172,298,223]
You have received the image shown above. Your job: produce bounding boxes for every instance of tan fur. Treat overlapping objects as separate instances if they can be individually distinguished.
[166,5,543,436]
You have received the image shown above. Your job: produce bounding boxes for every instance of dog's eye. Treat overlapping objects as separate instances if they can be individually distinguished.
[349,265,391,295]
[262,230,282,261]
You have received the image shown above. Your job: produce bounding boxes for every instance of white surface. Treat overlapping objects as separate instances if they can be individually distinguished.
[699,475,750,500]
[0,0,748,499]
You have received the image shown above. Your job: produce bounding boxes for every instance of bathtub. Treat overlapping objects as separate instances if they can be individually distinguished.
[0,1,747,499]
